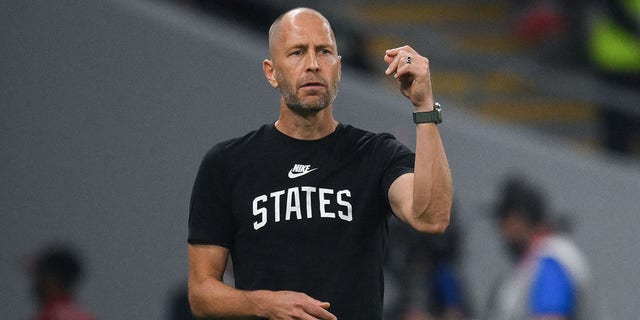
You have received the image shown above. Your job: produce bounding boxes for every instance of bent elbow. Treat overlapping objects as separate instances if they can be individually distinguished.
[431,220,449,234]
[416,220,449,234]
[188,288,208,318]
[189,304,205,319]
[413,213,450,234]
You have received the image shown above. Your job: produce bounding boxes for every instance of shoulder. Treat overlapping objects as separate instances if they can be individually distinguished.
[339,124,407,150]
[195,125,272,180]
[538,234,591,285]
[534,257,573,288]
[530,256,576,315]
[203,125,271,160]
[339,124,394,139]
[45,300,95,320]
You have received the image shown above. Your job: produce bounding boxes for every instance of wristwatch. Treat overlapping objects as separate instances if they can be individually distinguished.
[413,102,442,124]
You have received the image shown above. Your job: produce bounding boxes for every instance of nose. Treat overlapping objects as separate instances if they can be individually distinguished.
[305,52,320,71]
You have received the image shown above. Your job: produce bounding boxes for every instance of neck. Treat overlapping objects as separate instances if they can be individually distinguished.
[41,289,72,307]
[275,104,338,140]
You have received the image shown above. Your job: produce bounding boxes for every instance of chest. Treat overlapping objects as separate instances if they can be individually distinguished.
[225,142,388,241]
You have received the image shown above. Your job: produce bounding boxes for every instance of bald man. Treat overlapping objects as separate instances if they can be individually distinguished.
[187,7,452,319]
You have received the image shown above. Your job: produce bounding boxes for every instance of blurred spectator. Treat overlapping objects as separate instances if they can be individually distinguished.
[514,0,640,155]
[385,205,470,320]
[586,0,640,155]
[29,245,95,320]
[513,0,567,44]
[511,0,590,65]
[483,175,604,320]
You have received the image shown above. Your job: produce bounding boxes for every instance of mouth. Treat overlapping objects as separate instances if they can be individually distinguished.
[300,81,325,90]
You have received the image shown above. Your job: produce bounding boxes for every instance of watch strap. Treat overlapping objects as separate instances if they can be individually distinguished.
[413,102,442,124]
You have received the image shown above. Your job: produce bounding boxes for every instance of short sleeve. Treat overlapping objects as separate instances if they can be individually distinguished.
[379,135,415,197]
[187,144,235,248]
[530,257,575,316]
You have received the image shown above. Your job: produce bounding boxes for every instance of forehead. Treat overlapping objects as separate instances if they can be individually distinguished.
[276,12,335,47]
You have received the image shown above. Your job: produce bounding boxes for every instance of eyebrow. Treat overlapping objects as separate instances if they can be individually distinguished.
[288,43,334,51]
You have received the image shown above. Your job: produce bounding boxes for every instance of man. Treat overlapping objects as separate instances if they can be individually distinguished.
[484,176,599,320]
[30,246,95,320]
[188,7,452,319]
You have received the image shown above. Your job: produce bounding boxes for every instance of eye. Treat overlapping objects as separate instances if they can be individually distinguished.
[290,50,303,56]
[320,49,331,55]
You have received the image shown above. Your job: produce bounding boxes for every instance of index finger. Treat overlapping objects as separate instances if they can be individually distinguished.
[384,45,417,74]
[305,302,337,320]
[383,46,405,67]
[384,53,402,75]
[385,45,417,57]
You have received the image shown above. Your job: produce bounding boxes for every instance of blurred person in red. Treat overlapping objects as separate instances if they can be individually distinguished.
[29,245,95,320]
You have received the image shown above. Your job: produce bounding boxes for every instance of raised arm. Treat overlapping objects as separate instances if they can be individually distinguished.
[384,45,453,234]
[188,244,336,319]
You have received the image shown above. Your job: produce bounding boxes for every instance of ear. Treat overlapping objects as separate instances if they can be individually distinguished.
[263,59,278,88]
[337,55,342,81]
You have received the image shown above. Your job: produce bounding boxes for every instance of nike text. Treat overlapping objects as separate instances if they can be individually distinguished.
[288,164,317,179]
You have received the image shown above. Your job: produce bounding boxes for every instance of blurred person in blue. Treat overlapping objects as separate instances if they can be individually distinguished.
[385,205,470,320]
[421,213,469,320]
[484,176,603,320]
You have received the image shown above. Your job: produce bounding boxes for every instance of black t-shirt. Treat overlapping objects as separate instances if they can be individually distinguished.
[188,123,415,319]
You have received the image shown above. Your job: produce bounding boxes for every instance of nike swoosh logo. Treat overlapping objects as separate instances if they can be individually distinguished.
[288,167,317,179]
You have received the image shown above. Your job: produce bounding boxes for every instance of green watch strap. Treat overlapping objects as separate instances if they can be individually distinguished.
[413,102,442,124]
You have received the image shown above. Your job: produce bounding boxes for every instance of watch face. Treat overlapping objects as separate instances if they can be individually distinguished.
[434,103,442,124]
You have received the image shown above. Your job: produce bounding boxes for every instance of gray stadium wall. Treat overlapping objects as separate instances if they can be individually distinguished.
[1,1,638,319]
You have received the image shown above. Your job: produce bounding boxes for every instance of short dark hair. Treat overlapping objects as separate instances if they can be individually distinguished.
[35,246,83,290]
[494,176,546,225]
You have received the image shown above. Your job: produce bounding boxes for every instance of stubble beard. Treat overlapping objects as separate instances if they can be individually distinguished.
[278,75,339,117]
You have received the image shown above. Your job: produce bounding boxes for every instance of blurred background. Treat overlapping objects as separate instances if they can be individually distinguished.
[1,0,639,319]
